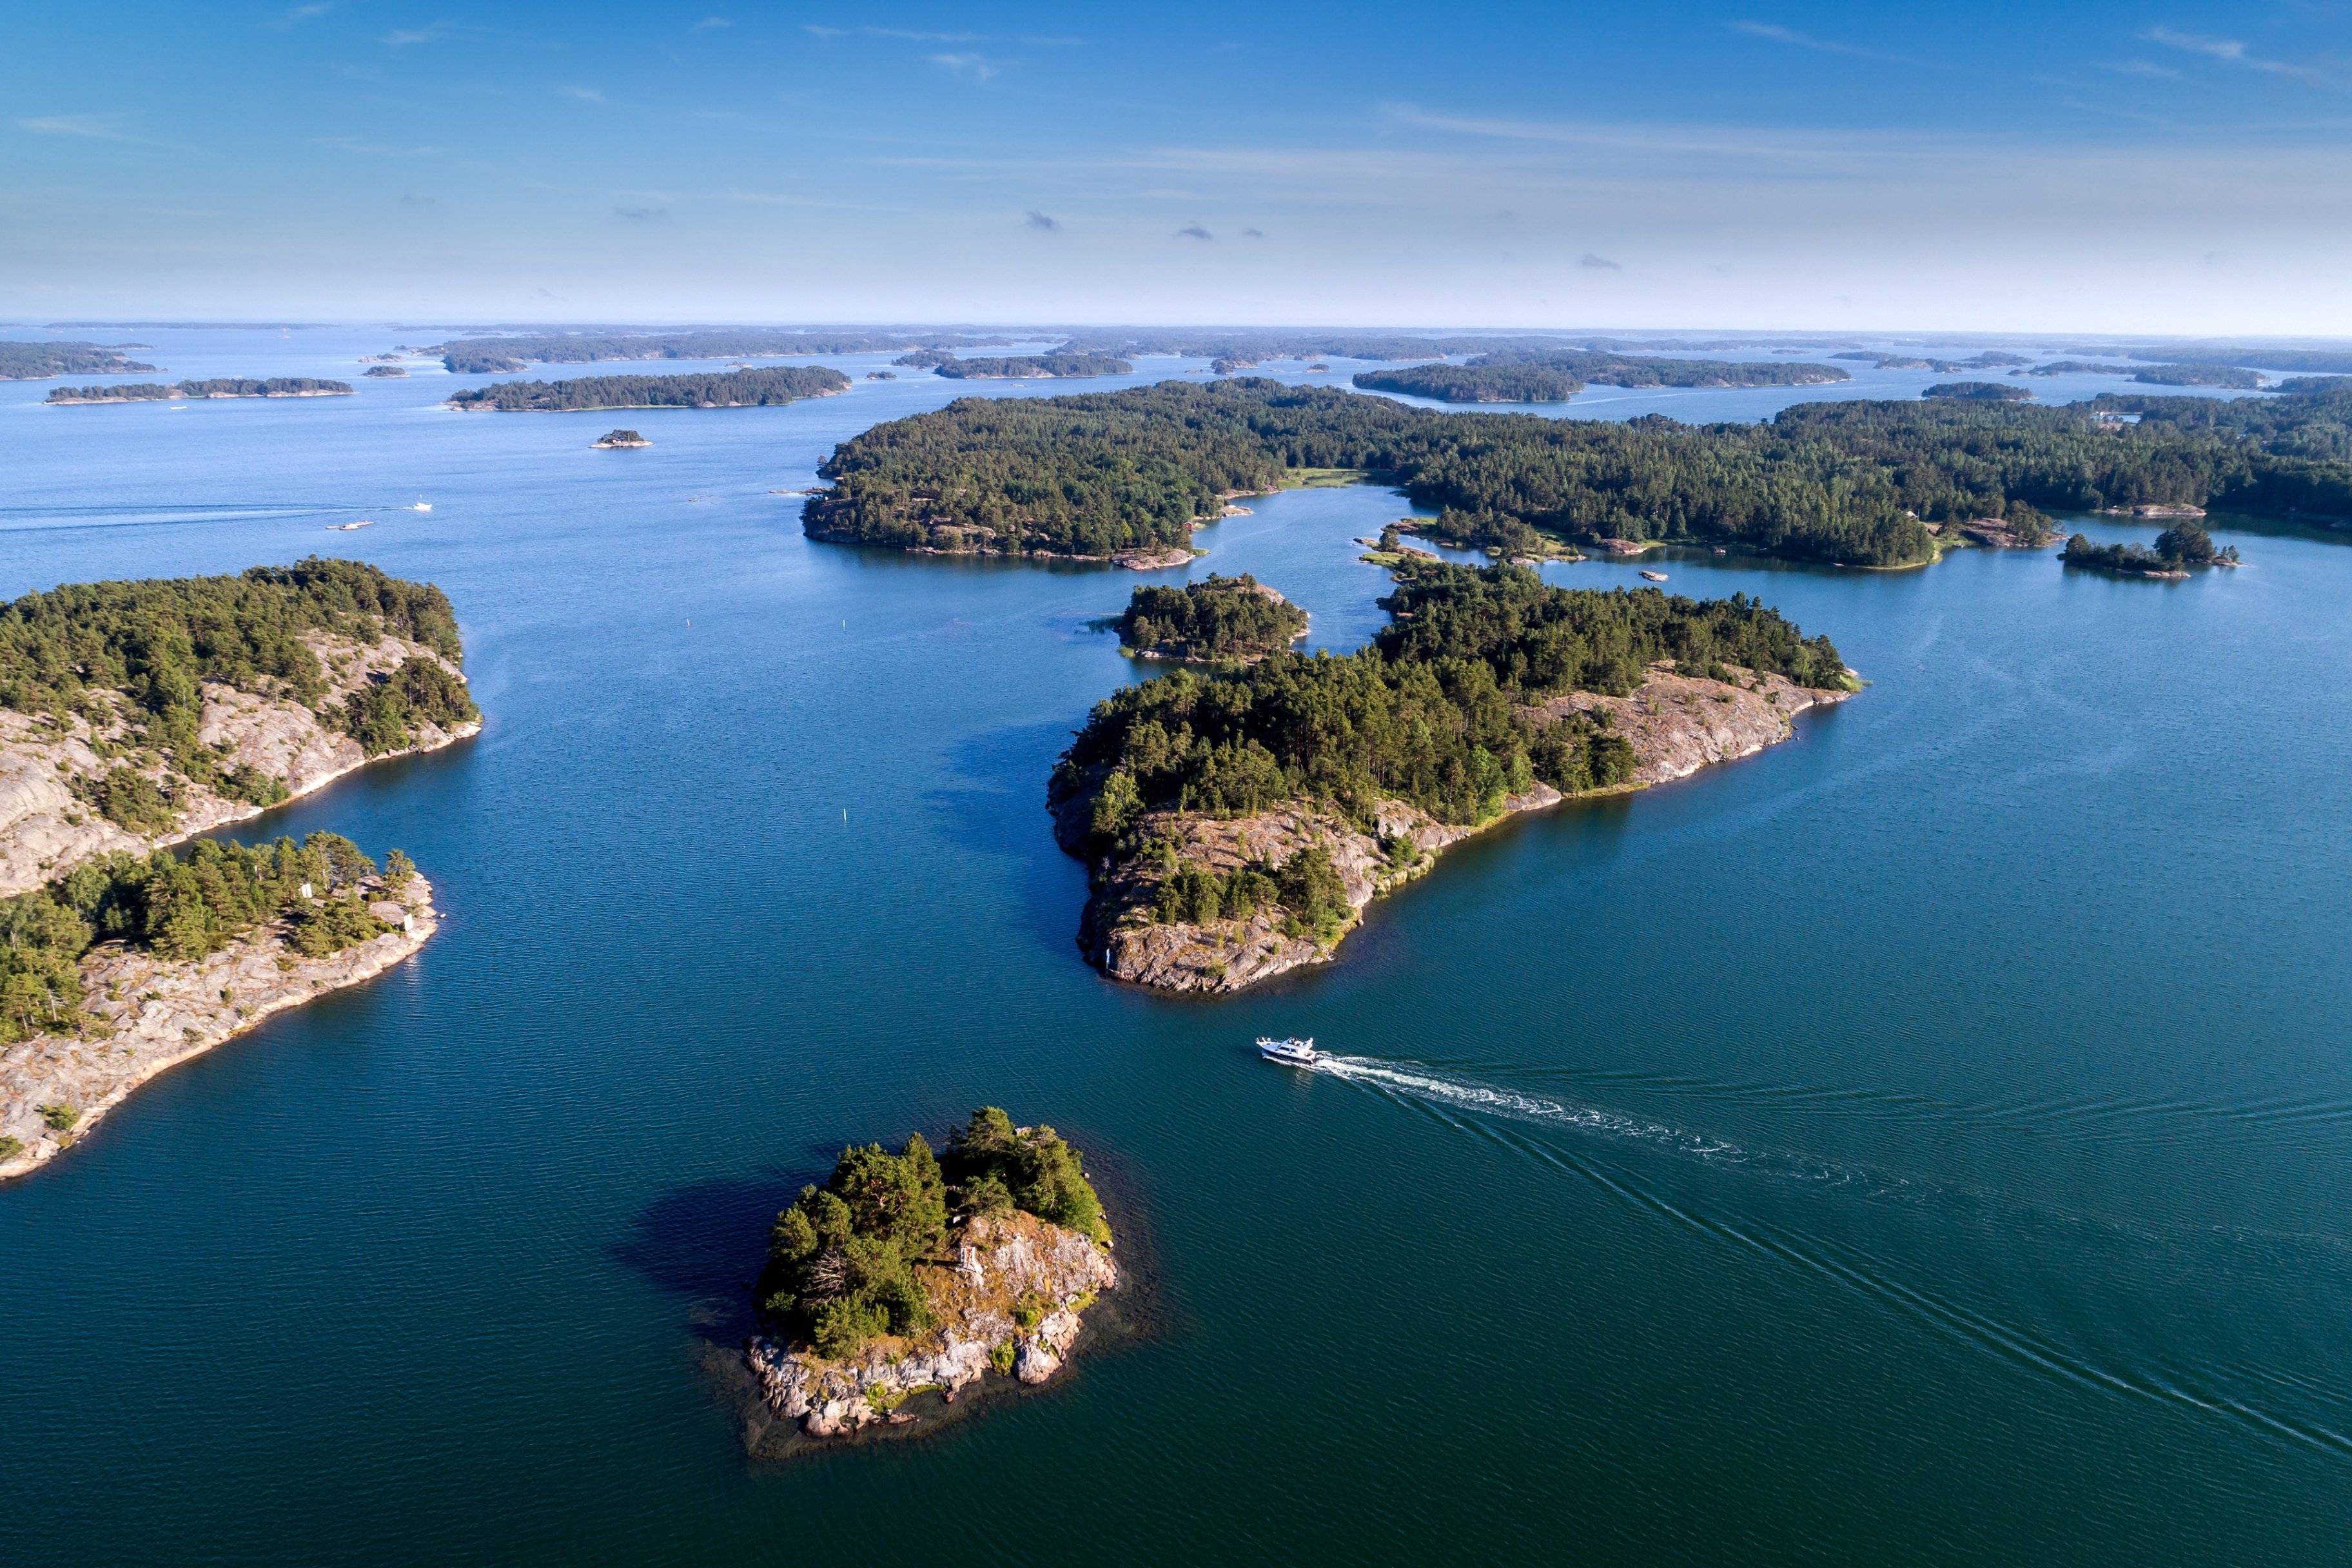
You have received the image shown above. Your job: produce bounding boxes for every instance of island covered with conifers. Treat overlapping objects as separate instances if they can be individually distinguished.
[431,330,1012,375]
[1050,558,1857,991]
[0,558,480,1179]
[2062,522,2240,578]
[932,353,1133,380]
[743,1107,1117,1444]
[1352,351,1850,404]
[446,366,850,412]
[1923,380,2035,401]
[46,378,353,404]
[1115,574,1309,662]
[0,340,159,379]
[801,377,2351,570]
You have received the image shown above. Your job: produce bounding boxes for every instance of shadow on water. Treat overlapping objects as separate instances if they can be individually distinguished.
[923,718,1093,963]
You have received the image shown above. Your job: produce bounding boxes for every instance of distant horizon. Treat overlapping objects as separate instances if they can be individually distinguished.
[15,319,2352,348]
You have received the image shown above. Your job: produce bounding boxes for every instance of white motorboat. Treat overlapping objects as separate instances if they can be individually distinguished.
[1257,1036,1320,1066]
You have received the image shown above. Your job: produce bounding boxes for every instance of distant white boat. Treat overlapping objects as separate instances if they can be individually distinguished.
[330,520,375,531]
[409,500,432,513]
[1258,1036,1320,1066]
[1640,569,1669,582]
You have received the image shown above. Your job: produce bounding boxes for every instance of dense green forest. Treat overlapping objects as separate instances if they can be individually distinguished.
[1055,559,1846,862]
[757,1108,1108,1357]
[2088,378,2352,467]
[446,366,849,411]
[1353,363,1585,402]
[1924,381,2035,401]
[934,353,1133,379]
[1117,574,1309,661]
[809,378,2351,567]
[0,559,475,828]
[2100,344,2352,375]
[47,378,353,403]
[0,341,157,379]
[1830,351,2026,371]
[433,331,1008,373]
[0,833,410,1044]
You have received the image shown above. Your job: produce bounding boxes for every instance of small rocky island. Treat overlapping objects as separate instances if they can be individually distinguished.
[1923,380,2035,401]
[0,559,480,1177]
[1051,560,1857,993]
[2061,522,2239,578]
[592,428,650,448]
[362,365,409,378]
[1116,574,1308,662]
[743,1108,1117,1447]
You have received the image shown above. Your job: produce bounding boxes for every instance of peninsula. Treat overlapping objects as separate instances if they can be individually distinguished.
[801,378,2346,570]
[1116,574,1309,662]
[0,560,478,1176]
[46,378,353,404]
[744,1107,1117,1444]
[1051,559,1856,992]
[0,340,158,379]
[446,366,849,412]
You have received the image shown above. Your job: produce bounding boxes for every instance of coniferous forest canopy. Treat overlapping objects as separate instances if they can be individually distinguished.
[805,378,2352,568]
[446,366,849,411]
[46,378,353,403]
[1117,574,1309,662]
[0,341,158,379]
[0,559,476,825]
[934,353,1134,379]
[0,832,416,1045]
[1352,351,1849,404]
[757,1108,1108,1356]
[1056,558,1848,852]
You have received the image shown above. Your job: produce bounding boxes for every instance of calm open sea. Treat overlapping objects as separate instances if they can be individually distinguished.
[1,330,2346,1565]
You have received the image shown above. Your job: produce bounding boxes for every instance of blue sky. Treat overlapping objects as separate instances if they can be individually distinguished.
[5,1,2349,331]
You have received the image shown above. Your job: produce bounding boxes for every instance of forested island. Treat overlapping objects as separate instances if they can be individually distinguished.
[362,365,409,378]
[432,330,1010,374]
[743,1107,1117,1443]
[1352,362,1585,402]
[2023,361,2265,388]
[0,340,158,379]
[1353,351,1848,404]
[446,366,850,412]
[46,378,353,404]
[0,558,478,1178]
[1116,574,1309,662]
[1831,351,2026,372]
[1051,558,1855,991]
[803,378,2348,570]
[932,353,1133,379]
[1924,381,2035,401]
[2062,522,2240,578]
[592,428,649,447]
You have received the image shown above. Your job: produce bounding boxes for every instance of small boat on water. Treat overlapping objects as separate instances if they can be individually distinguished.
[1258,1036,1320,1066]
[1640,569,1669,582]
[329,520,375,531]
[409,500,432,513]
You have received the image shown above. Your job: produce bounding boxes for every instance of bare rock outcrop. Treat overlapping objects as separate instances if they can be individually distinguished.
[1060,662,1852,994]
[0,873,441,1181]
[744,1210,1116,1439]
[0,630,477,897]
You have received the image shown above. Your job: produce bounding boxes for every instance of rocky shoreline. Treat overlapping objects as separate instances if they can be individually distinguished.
[744,1207,1117,1442]
[1057,663,1852,994]
[0,629,477,897]
[0,872,440,1181]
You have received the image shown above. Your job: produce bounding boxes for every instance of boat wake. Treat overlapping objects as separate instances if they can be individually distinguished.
[1300,1052,2352,1458]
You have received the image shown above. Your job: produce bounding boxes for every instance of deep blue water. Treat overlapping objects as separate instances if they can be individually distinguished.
[1,329,2347,1565]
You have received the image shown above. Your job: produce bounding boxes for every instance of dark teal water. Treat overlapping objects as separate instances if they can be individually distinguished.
[3,331,2348,1565]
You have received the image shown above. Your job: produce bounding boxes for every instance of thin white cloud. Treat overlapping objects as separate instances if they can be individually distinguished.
[873,27,983,42]
[692,15,730,30]
[284,3,331,20]
[803,24,848,37]
[1729,21,1888,59]
[381,26,446,47]
[2101,59,2184,81]
[2142,26,2324,84]
[562,86,606,103]
[15,113,137,141]
[313,135,448,157]
[927,53,1004,81]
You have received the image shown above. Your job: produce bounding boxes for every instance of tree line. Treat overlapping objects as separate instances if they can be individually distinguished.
[446,366,850,411]
[1116,574,1308,662]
